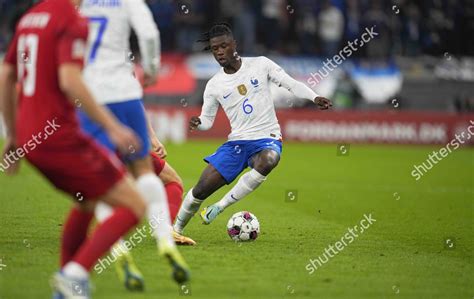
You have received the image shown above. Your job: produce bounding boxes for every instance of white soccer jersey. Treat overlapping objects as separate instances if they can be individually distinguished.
[80,0,160,104]
[198,56,319,141]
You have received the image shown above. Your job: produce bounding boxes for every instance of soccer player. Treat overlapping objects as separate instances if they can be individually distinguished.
[0,0,151,297]
[91,148,190,292]
[92,137,193,291]
[78,0,191,291]
[173,24,332,241]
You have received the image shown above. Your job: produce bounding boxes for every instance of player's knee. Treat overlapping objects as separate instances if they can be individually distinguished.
[167,170,184,187]
[105,177,147,219]
[130,157,154,178]
[267,154,280,168]
[173,173,184,187]
[113,191,147,219]
[136,173,165,205]
[192,185,209,201]
[127,185,148,219]
[132,198,147,219]
[159,164,183,187]
[257,154,280,174]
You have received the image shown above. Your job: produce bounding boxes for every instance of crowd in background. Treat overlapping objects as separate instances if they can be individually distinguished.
[0,0,472,58]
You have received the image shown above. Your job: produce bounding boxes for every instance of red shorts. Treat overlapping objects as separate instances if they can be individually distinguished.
[25,131,126,200]
[150,152,166,175]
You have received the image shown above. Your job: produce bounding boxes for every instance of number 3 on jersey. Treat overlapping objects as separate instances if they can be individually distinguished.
[17,34,39,96]
[87,17,108,63]
[243,98,253,115]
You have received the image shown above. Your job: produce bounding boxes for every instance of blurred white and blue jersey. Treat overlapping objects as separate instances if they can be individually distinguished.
[197,56,319,141]
[78,0,160,161]
[80,0,160,104]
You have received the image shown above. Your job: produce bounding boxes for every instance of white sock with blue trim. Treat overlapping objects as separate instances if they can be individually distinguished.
[173,188,202,234]
[216,169,266,210]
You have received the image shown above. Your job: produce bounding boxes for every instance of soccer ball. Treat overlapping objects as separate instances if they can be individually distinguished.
[227,211,260,241]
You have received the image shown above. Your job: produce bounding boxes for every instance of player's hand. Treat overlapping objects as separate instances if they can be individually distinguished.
[107,124,141,155]
[189,116,201,131]
[151,135,167,158]
[314,96,333,110]
[143,73,157,88]
[1,138,20,176]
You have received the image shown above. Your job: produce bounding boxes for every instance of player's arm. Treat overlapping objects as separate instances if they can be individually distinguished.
[146,113,167,158]
[125,0,160,87]
[0,63,17,142]
[0,31,21,175]
[58,64,140,153]
[265,57,332,110]
[190,83,219,131]
[0,62,19,175]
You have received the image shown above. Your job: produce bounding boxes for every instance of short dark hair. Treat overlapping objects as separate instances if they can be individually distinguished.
[197,23,233,50]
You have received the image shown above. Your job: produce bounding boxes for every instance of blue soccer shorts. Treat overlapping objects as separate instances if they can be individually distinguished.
[78,99,150,163]
[204,138,283,184]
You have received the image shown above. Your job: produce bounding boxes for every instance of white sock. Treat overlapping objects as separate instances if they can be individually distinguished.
[136,173,175,248]
[216,169,266,210]
[173,188,202,234]
[95,201,129,254]
[63,262,89,279]
[94,201,113,222]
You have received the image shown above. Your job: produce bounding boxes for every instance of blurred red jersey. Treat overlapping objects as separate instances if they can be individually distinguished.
[4,0,88,147]
[3,0,126,199]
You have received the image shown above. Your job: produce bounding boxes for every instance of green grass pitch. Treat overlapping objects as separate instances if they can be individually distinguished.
[0,140,472,299]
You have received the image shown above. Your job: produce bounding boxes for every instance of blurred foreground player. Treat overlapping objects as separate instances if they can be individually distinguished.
[79,0,191,291]
[173,24,332,242]
[90,134,193,291]
[0,0,148,298]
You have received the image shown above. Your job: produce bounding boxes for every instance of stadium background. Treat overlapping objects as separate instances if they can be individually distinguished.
[0,0,473,144]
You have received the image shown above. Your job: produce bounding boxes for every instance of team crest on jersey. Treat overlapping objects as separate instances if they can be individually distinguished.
[250,78,259,87]
[237,84,247,95]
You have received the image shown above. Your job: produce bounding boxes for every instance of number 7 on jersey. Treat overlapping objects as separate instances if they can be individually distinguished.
[87,17,108,63]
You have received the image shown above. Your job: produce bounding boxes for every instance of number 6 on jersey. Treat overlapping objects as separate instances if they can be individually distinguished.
[243,98,253,115]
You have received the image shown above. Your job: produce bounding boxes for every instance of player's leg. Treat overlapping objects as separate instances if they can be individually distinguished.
[79,100,190,283]
[107,100,175,252]
[173,163,227,234]
[127,156,190,282]
[117,100,189,281]
[215,149,280,210]
[54,177,146,299]
[150,153,196,245]
[202,140,282,224]
[60,201,96,268]
[151,152,183,222]
[129,156,176,247]
[31,134,147,298]
[91,154,187,290]
[249,149,281,175]
[78,107,146,291]
[94,202,145,291]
